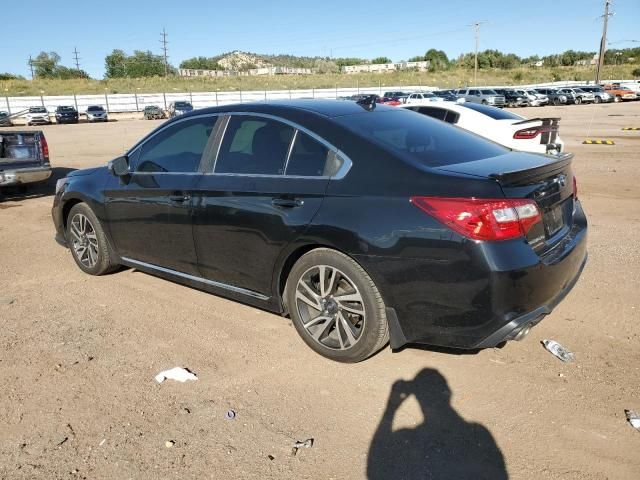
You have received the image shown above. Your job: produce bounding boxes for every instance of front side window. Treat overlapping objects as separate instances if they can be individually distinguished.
[136,116,216,173]
[215,116,294,175]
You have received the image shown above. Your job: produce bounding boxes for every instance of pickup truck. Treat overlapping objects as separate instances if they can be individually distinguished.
[603,84,638,102]
[0,131,51,189]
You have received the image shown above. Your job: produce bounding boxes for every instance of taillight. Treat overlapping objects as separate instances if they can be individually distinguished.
[513,127,540,139]
[411,197,542,241]
[573,175,578,199]
[39,134,49,161]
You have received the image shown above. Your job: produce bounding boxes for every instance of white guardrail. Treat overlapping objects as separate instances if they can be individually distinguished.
[2,80,638,115]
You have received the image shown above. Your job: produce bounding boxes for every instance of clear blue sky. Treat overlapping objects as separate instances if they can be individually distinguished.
[2,0,639,78]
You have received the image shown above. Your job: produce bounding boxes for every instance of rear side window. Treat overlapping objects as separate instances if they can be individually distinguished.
[460,103,522,120]
[136,116,216,173]
[336,110,507,168]
[285,131,331,176]
[215,116,294,175]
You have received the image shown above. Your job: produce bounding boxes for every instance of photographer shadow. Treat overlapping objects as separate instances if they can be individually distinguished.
[367,368,508,480]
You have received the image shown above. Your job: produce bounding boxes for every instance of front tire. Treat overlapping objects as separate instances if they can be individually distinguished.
[614,95,622,103]
[67,203,118,275]
[285,248,389,363]
[594,96,601,104]
[575,97,582,105]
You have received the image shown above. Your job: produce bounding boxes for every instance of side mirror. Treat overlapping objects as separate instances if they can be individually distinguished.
[108,155,130,177]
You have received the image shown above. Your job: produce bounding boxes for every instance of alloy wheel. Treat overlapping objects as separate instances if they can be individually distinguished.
[69,213,99,268]
[295,265,366,351]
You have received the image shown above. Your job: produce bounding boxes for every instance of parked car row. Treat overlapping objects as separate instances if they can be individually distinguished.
[378,82,638,110]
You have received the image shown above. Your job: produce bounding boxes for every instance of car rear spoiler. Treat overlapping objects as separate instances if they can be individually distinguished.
[489,152,574,185]
[512,117,560,125]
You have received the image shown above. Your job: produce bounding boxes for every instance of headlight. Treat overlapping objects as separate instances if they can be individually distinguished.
[55,178,68,194]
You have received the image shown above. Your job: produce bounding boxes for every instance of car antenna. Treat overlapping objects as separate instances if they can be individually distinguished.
[356,95,377,111]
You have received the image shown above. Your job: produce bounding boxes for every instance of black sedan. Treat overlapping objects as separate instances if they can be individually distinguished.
[55,105,79,124]
[51,100,588,362]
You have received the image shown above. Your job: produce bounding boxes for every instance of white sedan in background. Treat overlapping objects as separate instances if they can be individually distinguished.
[400,101,564,155]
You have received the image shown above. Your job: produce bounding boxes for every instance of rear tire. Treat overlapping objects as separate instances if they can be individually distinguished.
[66,203,119,276]
[614,95,622,103]
[285,248,389,363]
[575,97,582,105]
[594,96,601,104]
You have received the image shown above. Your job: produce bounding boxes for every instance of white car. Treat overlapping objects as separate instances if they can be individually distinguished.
[512,89,545,107]
[403,92,441,105]
[25,106,51,126]
[400,101,564,155]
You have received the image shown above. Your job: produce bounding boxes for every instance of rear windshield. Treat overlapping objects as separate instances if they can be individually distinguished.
[175,102,192,108]
[87,106,104,111]
[335,109,507,168]
[460,102,523,120]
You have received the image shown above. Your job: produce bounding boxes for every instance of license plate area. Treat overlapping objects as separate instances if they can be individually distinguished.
[544,204,564,237]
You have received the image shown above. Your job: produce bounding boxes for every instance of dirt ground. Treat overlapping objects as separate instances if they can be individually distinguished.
[1,102,639,480]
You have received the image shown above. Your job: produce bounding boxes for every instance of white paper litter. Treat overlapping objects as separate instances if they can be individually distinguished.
[155,367,198,383]
[625,410,640,430]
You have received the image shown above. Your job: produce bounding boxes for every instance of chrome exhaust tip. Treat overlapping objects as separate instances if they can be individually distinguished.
[513,324,531,341]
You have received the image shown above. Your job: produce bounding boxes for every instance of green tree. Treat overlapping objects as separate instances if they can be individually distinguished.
[33,51,61,78]
[371,56,392,64]
[0,72,23,80]
[179,56,221,70]
[105,49,173,78]
[423,49,449,70]
[105,49,128,78]
[633,67,640,78]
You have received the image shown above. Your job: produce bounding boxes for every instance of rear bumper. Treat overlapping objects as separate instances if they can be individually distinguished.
[356,201,588,350]
[0,166,51,186]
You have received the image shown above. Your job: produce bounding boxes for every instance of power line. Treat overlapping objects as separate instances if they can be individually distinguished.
[160,27,169,77]
[468,21,487,86]
[73,47,81,71]
[595,0,613,84]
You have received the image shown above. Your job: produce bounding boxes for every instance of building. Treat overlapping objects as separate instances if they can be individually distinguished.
[342,60,430,74]
[178,66,313,78]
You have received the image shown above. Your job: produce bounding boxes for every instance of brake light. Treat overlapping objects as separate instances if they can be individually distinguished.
[39,134,49,161]
[411,197,542,241]
[513,128,540,139]
[573,175,578,199]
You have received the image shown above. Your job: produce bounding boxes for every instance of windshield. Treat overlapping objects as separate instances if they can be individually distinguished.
[0,112,7,118]
[87,106,104,111]
[461,102,523,120]
[335,109,507,168]
[574,89,586,93]
[29,107,47,113]
[174,102,192,108]
[58,106,75,112]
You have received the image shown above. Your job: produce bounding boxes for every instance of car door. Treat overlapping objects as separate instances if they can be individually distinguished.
[192,114,345,298]
[104,114,219,275]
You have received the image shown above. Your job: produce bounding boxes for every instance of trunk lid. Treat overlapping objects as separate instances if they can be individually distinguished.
[435,151,575,251]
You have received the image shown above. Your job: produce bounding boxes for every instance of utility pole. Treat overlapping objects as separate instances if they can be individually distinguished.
[28,55,35,79]
[595,0,613,84]
[73,47,81,71]
[469,21,487,86]
[160,27,169,77]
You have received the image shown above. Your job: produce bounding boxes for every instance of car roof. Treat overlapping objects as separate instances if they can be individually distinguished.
[181,99,398,119]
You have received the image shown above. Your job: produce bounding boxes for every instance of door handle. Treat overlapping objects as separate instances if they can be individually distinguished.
[168,193,191,203]
[271,197,304,208]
